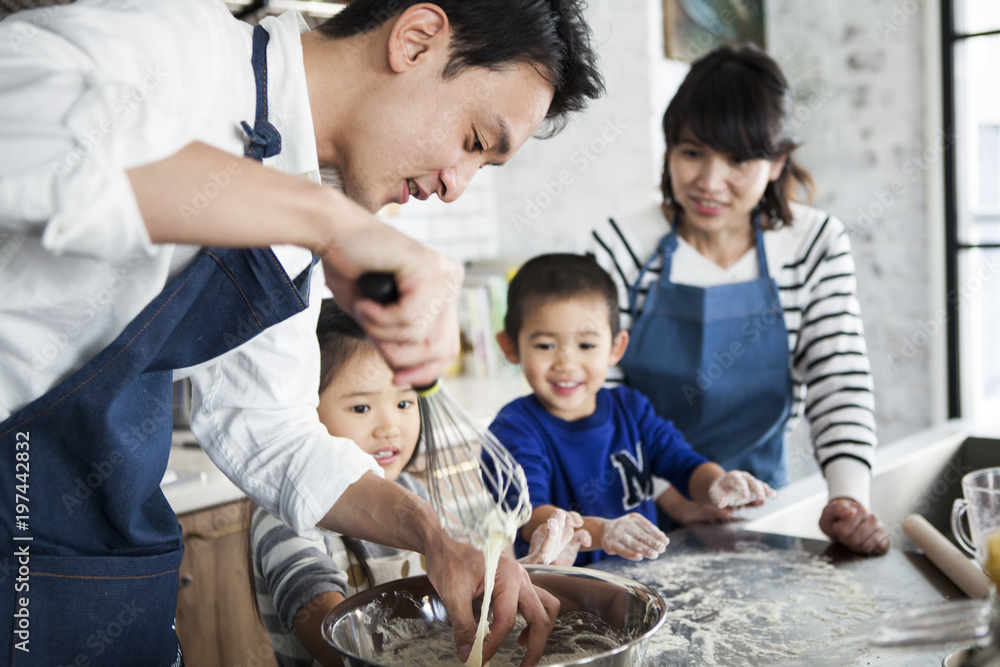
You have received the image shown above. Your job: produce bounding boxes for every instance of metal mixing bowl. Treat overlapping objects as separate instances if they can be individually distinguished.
[321,564,666,666]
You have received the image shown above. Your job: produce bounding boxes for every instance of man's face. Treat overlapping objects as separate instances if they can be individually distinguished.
[340,61,555,212]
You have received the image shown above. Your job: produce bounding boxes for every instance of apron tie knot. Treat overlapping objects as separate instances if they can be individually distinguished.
[241,119,282,160]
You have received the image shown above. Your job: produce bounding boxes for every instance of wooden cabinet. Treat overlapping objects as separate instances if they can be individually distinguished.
[176,498,277,667]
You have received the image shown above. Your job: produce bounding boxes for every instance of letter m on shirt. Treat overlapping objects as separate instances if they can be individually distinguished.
[611,446,652,510]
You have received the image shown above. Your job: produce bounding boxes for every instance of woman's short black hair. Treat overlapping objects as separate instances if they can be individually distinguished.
[504,253,619,348]
[660,43,814,228]
[317,0,604,138]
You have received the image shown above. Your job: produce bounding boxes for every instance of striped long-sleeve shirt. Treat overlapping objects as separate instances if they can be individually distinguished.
[251,473,428,667]
[590,200,876,506]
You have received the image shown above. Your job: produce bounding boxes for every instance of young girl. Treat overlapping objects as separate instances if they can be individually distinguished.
[251,300,589,667]
[591,44,889,555]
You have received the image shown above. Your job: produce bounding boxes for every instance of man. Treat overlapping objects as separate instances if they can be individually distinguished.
[0,1,603,664]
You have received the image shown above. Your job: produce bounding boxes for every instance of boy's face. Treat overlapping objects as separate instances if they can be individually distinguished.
[317,348,420,482]
[498,295,629,422]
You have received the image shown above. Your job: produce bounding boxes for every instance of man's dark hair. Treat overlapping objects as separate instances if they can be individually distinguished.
[504,253,619,348]
[317,0,604,137]
[660,43,814,228]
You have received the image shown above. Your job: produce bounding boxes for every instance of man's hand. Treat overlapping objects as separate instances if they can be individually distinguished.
[424,534,558,665]
[520,509,592,566]
[819,497,890,555]
[599,513,668,561]
[317,215,463,388]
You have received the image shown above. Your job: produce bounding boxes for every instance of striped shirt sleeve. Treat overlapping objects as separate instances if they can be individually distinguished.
[782,215,876,498]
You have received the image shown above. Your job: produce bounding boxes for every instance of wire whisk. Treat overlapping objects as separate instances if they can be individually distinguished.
[356,271,531,549]
[417,381,531,549]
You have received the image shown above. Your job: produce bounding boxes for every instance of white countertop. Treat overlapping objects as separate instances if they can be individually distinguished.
[163,373,531,515]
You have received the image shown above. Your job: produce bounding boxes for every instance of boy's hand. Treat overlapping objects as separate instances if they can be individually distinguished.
[520,509,592,566]
[600,513,668,561]
[708,471,778,509]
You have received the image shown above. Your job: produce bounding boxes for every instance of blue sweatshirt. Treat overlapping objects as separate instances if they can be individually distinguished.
[489,386,708,565]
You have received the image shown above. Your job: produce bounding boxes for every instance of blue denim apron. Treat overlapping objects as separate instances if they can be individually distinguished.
[619,217,793,489]
[0,25,308,665]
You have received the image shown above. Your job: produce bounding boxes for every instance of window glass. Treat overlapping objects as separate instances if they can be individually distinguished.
[955,34,1000,246]
[956,0,1000,35]
[958,248,1000,425]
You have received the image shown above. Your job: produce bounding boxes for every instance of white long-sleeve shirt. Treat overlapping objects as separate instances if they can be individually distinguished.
[0,0,381,537]
[591,200,876,507]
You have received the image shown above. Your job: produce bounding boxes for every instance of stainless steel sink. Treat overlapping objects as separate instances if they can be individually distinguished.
[743,420,1000,550]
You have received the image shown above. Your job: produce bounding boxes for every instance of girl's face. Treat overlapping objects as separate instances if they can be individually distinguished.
[667,130,785,237]
[317,348,420,482]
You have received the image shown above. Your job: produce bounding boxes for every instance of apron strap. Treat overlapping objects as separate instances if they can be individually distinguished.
[627,210,681,322]
[241,24,282,161]
[628,231,676,323]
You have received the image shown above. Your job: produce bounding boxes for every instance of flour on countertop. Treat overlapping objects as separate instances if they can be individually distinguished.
[612,542,880,666]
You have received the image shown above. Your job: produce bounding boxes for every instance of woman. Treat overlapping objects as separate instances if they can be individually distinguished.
[591,44,889,555]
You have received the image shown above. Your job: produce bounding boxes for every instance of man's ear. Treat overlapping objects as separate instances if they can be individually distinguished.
[608,330,630,366]
[496,331,520,364]
[387,4,449,73]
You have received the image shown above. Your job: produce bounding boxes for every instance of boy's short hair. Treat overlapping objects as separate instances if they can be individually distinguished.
[504,253,619,347]
[317,0,604,138]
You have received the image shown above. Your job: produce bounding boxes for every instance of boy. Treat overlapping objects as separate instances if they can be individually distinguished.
[491,254,776,565]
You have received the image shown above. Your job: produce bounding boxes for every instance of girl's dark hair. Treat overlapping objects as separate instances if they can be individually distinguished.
[660,43,814,228]
[504,253,620,347]
[316,0,604,138]
[249,300,422,618]
[314,300,380,590]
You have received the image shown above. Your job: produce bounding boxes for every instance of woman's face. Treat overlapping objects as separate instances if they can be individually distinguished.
[317,349,420,482]
[667,130,785,236]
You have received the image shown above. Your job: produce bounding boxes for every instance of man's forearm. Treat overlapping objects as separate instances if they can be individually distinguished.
[318,472,441,553]
[126,141,356,253]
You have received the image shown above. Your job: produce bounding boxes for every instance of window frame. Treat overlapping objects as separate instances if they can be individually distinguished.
[942,1,1000,418]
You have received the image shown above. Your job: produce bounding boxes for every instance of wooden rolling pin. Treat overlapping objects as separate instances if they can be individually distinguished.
[902,513,992,599]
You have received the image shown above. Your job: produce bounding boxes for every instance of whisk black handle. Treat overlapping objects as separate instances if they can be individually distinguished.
[357,271,438,394]
[358,272,400,305]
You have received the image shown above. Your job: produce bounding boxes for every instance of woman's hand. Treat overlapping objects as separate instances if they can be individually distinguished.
[598,513,668,561]
[519,509,592,566]
[819,497,890,556]
[708,470,778,509]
